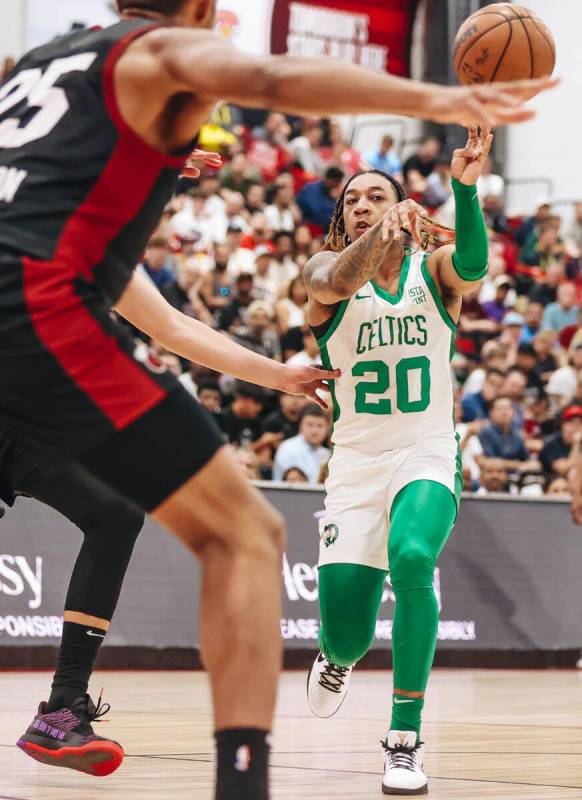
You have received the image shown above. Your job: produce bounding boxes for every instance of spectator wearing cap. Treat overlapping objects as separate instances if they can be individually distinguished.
[297,167,345,233]
[219,381,267,448]
[252,245,279,308]
[542,283,579,333]
[539,405,582,479]
[461,367,505,422]
[217,272,255,331]
[544,346,582,408]
[478,396,540,473]
[520,302,544,344]
[218,152,262,198]
[225,223,256,274]
[481,276,515,324]
[529,261,565,308]
[286,328,322,367]
[230,299,282,361]
[546,369,576,412]
[273,405,330,484]
[364,134,402,179]
[264,184,302,233]
[501,311,525,340]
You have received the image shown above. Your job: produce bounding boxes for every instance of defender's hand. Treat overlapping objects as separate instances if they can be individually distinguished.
[427,77,559,129]
[380,199,426,245]
[181,148,223,179]
[451,125,493,186]
[276,365,341,410]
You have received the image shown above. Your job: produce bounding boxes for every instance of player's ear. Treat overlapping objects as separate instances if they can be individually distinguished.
[192,0,216,28]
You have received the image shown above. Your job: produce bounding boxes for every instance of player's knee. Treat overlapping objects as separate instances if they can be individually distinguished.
[81,498,145,544]
[323,625,372,667]
[390,541,434,591]
[245,506,286,563]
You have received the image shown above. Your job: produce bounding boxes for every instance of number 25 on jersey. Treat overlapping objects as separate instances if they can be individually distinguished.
[0,54,96,148]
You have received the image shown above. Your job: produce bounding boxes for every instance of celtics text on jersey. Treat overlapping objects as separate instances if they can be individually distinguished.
[316,250,457,454]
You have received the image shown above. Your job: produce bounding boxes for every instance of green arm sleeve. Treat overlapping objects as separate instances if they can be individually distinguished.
[451,177,489,281]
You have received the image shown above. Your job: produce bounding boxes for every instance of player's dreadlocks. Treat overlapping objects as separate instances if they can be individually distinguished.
[324,169,455,253]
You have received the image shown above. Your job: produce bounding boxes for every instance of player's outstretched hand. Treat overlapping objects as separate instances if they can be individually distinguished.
[451,125,493,186]
[379,199,426,246]
[180,148,223,179]
[276,365,341,410]
[428,76,559,129]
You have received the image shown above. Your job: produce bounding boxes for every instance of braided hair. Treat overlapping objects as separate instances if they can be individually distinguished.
[324,169,456,253]
[324,170,406,253]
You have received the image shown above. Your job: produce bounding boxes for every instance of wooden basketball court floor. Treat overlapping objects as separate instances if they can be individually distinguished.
[1,669,582,799]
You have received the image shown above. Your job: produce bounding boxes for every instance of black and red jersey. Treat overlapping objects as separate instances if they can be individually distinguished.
[0,19,190,305]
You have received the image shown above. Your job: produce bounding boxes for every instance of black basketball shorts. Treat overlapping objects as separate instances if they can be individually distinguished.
[0,254,224,511]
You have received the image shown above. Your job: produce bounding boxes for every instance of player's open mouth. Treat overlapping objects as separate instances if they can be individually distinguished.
[355,221,370,230]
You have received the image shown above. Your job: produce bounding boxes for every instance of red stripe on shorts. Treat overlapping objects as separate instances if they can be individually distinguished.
[22,255,167,430]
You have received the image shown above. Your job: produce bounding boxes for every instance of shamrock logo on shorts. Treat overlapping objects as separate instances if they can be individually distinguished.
[322,523,340,548]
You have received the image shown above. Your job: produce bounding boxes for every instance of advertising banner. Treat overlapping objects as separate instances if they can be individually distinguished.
[1,489,582,655]
[217,0,418,75]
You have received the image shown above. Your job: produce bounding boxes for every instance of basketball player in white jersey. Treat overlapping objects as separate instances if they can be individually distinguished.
[303,126,492,795]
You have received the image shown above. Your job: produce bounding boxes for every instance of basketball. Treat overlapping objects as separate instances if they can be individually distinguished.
[453,3,555,94]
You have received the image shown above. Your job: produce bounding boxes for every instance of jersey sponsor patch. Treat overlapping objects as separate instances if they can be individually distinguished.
[408,285,427,305]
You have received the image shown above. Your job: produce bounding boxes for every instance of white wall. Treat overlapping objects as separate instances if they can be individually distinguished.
[505,0,581,217]
[0,0,25,62]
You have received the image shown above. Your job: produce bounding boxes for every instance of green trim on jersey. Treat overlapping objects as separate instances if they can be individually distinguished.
[453,432,463,512]
[320,343,341,423]
[421,256,457,361]
[371,254,411,304]
[316,299,350,348]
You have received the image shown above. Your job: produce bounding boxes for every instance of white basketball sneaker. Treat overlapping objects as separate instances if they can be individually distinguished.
[381,731,428,795]
[306,652,352,718]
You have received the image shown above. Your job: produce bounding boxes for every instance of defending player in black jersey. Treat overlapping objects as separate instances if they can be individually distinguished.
[0,1,555,797]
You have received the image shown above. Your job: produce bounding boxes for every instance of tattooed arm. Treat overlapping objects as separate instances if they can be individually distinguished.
[304,199,424,305]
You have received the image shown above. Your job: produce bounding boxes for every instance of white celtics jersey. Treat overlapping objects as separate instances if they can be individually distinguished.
[318,250,456,453]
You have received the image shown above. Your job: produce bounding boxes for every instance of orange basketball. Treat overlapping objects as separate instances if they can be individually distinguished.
[453,3,555,95]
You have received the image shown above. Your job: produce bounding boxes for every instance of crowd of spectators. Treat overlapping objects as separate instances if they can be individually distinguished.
[116,102,582,496]
[5,39,580,498]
